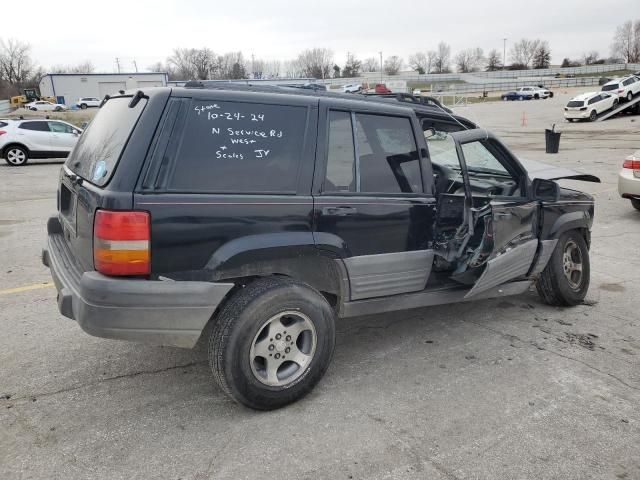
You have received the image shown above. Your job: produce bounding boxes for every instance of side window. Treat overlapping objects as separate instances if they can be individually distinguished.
[19,121,50,132]
[461,141,511,176]
[354,113,421,193]
[167,100,308,193]
[588,96,599,105]
[48,122,74,133]
[324,111,355,192]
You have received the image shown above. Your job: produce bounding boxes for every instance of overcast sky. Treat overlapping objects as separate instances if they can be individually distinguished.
[3,0,636,73]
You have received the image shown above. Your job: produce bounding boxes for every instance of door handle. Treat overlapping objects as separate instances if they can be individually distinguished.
[321,206,358,216]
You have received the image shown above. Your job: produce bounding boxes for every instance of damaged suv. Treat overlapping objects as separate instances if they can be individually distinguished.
[43,85,599,410]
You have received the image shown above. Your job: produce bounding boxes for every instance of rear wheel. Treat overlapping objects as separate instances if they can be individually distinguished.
[631,199,640,211]
[209,277,336,410]
[627,92,633,102]
[589,110,597,121]
[536,230,590,306]
[613,99,619,108]
[54,106,63,112]
[80,103,87,110]
[4,146,29,166]
[534,93,540,100]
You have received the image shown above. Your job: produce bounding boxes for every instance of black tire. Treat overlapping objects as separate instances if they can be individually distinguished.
[80,103,87,110]
[209,277,336,410]
[631,199,640,211]
[534,93,540,99]
[54,106,63,112]
[627,92,633,102]
[4,145,29,166]
[536,230,590,306]
[548,92,554,98]
[613,99,619,108]
[567,118,575,123]
[589,110,597,121]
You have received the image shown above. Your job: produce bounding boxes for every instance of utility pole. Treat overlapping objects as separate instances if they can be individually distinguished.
[133,60,138,73]
[251,53,255,79]
[115,57,121,73]
[379,51,383,83]
[502,38,507,71]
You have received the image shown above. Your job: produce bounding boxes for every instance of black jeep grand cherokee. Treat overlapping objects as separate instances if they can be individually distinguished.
[43,85,599,410]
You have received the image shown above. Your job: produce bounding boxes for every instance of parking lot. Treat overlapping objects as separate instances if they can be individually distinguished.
[1,90,639,479]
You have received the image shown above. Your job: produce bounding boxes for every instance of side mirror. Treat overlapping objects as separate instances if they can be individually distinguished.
[532,178,560,202]
[424,127,436,139]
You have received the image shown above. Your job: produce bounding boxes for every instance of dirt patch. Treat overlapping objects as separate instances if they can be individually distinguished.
[564,333,599,350]
[599,283,625,292]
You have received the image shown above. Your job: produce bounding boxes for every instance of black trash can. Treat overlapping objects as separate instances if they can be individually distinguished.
[545,124,561,154]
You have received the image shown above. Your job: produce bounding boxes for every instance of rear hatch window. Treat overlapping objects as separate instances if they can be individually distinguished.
[601,84,619,91]
[65,96,147,186]
[567,100,584,107]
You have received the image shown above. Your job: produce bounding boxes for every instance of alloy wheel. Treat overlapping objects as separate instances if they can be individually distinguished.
[6,148,26,165]
[562,240,583,291]
[249,310,317,387]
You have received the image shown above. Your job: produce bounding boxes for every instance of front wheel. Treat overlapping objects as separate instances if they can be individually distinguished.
[80,103,87,110]
[627,92,633,102]
[536,230,590,306]
[209,277,336,410]
[589,110,597,121]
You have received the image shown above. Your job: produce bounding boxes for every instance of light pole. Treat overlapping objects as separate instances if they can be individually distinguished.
[502,38,507,71]
[379,51,383,83]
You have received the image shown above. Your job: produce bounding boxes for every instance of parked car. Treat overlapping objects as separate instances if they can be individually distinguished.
[501,91,533,101]
[618,149,640,210]
[601,75,640,102]
[75,97,101,109]
[564,91,618,122]
[43,86,599,410]
[24,100,68,112]
[342,83,362,93]
[374,83,392,94]
[516,86,551,99]
[0,118,82,166]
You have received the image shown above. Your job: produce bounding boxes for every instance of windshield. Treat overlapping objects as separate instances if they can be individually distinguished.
[567,100,584,107]
[601,84,619,91]
[65,97,147,186]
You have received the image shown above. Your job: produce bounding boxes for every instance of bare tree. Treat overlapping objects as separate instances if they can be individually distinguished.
[383,55,402,75]
[433,42,451,73]
[486,49,502,71]
[362,57,378,72]
[509,38,542,68]
[296,48,333,79]
[611,20,640,63]
[167,48,198,79]
[50,61,95,74]
[455,48,484,73]
[582,50,600,65]
[408,51,436,74]
[532,42,551,69]
[0,38,36,84]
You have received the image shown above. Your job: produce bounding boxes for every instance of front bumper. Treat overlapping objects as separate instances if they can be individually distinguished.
[43,216,234,348]
[618,168,640,198]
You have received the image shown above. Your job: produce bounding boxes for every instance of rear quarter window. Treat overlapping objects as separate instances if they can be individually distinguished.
[65,96,147,186]
[166,100,308,193]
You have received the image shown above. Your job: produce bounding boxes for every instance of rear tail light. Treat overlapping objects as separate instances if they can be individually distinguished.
[618,89,624,93]
[623,159,640,170]
[93,210,150,276]
[579,107,587,111]
[0,130,6,136]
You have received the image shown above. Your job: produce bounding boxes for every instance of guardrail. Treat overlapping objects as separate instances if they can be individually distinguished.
[0,100,11,115]
[428,76,603,95]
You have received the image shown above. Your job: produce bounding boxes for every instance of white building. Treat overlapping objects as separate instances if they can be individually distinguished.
[39,72,168,106]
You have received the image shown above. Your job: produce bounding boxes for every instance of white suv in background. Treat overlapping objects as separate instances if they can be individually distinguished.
[75,97,101,109]
[0,118,82,166]
[564,91,618,122]
[601,75,640,102]
[516,86,552,99]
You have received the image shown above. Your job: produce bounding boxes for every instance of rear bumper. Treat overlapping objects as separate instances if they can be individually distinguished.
[618,169,640,198]
[43,216,234,348]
